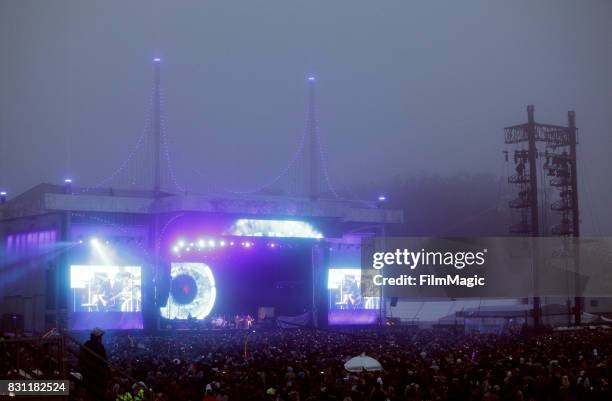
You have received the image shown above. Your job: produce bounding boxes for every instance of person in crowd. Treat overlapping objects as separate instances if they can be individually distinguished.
[78,327,110,400]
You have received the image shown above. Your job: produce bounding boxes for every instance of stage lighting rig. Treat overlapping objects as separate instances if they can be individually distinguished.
[376,195,387,209]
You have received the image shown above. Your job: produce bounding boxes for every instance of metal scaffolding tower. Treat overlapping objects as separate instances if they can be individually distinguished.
[504,105,580,327]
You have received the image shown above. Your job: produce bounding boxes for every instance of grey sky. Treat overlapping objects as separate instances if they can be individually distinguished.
[0,1,611,233]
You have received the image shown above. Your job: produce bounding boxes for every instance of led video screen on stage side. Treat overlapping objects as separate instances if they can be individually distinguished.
[327,268,380,325]
[69,265,143,330]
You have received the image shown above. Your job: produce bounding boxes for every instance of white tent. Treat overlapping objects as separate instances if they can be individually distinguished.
[344,353,383,372]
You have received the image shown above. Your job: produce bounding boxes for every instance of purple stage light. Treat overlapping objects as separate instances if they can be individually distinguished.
[328,309,378,325]
[64,178,73,184]
[378,195,387,202]
[169,234,308,256]
[308,76,315,81]
[153,57,161,62]
[71,312,143,330]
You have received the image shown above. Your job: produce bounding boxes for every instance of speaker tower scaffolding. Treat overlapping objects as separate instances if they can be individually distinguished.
[504,105,580,328]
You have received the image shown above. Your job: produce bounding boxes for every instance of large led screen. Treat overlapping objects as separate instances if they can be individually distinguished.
[160,262,216,320]
[327,268,380,325]
[69,265,143,330]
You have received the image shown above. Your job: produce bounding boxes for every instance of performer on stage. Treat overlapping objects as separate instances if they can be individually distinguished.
[246,314,254,329]
[342,275,363,309]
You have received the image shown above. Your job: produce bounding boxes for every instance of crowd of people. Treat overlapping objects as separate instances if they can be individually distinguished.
[68,326,612,401]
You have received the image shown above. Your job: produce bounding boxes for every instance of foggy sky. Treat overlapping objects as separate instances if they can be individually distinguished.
[0,1,611,234]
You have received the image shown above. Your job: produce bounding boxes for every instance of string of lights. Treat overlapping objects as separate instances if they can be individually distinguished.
[192,122,310,195]
[159,89,186,193]
[77,89,154,193]
[312,109,341,199]
[156,213,186,254]
[68,64,380,206]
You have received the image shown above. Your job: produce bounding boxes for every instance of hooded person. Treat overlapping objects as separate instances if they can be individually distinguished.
[203,383,218,401]
[79,328,110,400]
[131,381,147,401]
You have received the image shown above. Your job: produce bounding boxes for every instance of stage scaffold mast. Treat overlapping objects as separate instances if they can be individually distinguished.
[504,105,581,328]
[307,76,318,200]
[153,58,162,196]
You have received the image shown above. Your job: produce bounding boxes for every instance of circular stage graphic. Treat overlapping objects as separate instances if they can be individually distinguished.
[160,262,216,320]
[170,274,198,305]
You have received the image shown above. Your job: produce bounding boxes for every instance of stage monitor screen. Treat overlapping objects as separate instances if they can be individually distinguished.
[160,262,216,320]
[327,268,379,325]
[69,265,143,330]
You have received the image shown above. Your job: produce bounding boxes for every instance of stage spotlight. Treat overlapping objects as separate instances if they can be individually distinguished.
[378,195,387,202]
[197,239,206,248]
[88,237,117,265]
[78,239,84,244]
[230,241,235,246]
[63,178,73,194]
[208,240,216,247]
[172,246,180,254]
[220,240,226,247]
[178,240,186,248]
[0,191,7,204]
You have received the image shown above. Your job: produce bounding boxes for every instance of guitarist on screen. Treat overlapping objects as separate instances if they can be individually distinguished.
[342,275,363,309]
[91,273,114,312]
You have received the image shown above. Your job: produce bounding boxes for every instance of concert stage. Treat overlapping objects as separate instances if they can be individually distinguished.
[0,183,403,334]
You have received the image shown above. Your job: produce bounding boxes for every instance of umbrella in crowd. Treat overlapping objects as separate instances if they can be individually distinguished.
[344,353,383,372]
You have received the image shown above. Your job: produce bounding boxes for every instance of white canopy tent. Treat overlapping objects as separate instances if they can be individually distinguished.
[344,354,383,372]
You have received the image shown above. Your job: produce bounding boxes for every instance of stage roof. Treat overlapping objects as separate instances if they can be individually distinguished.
[0,183,403,226]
